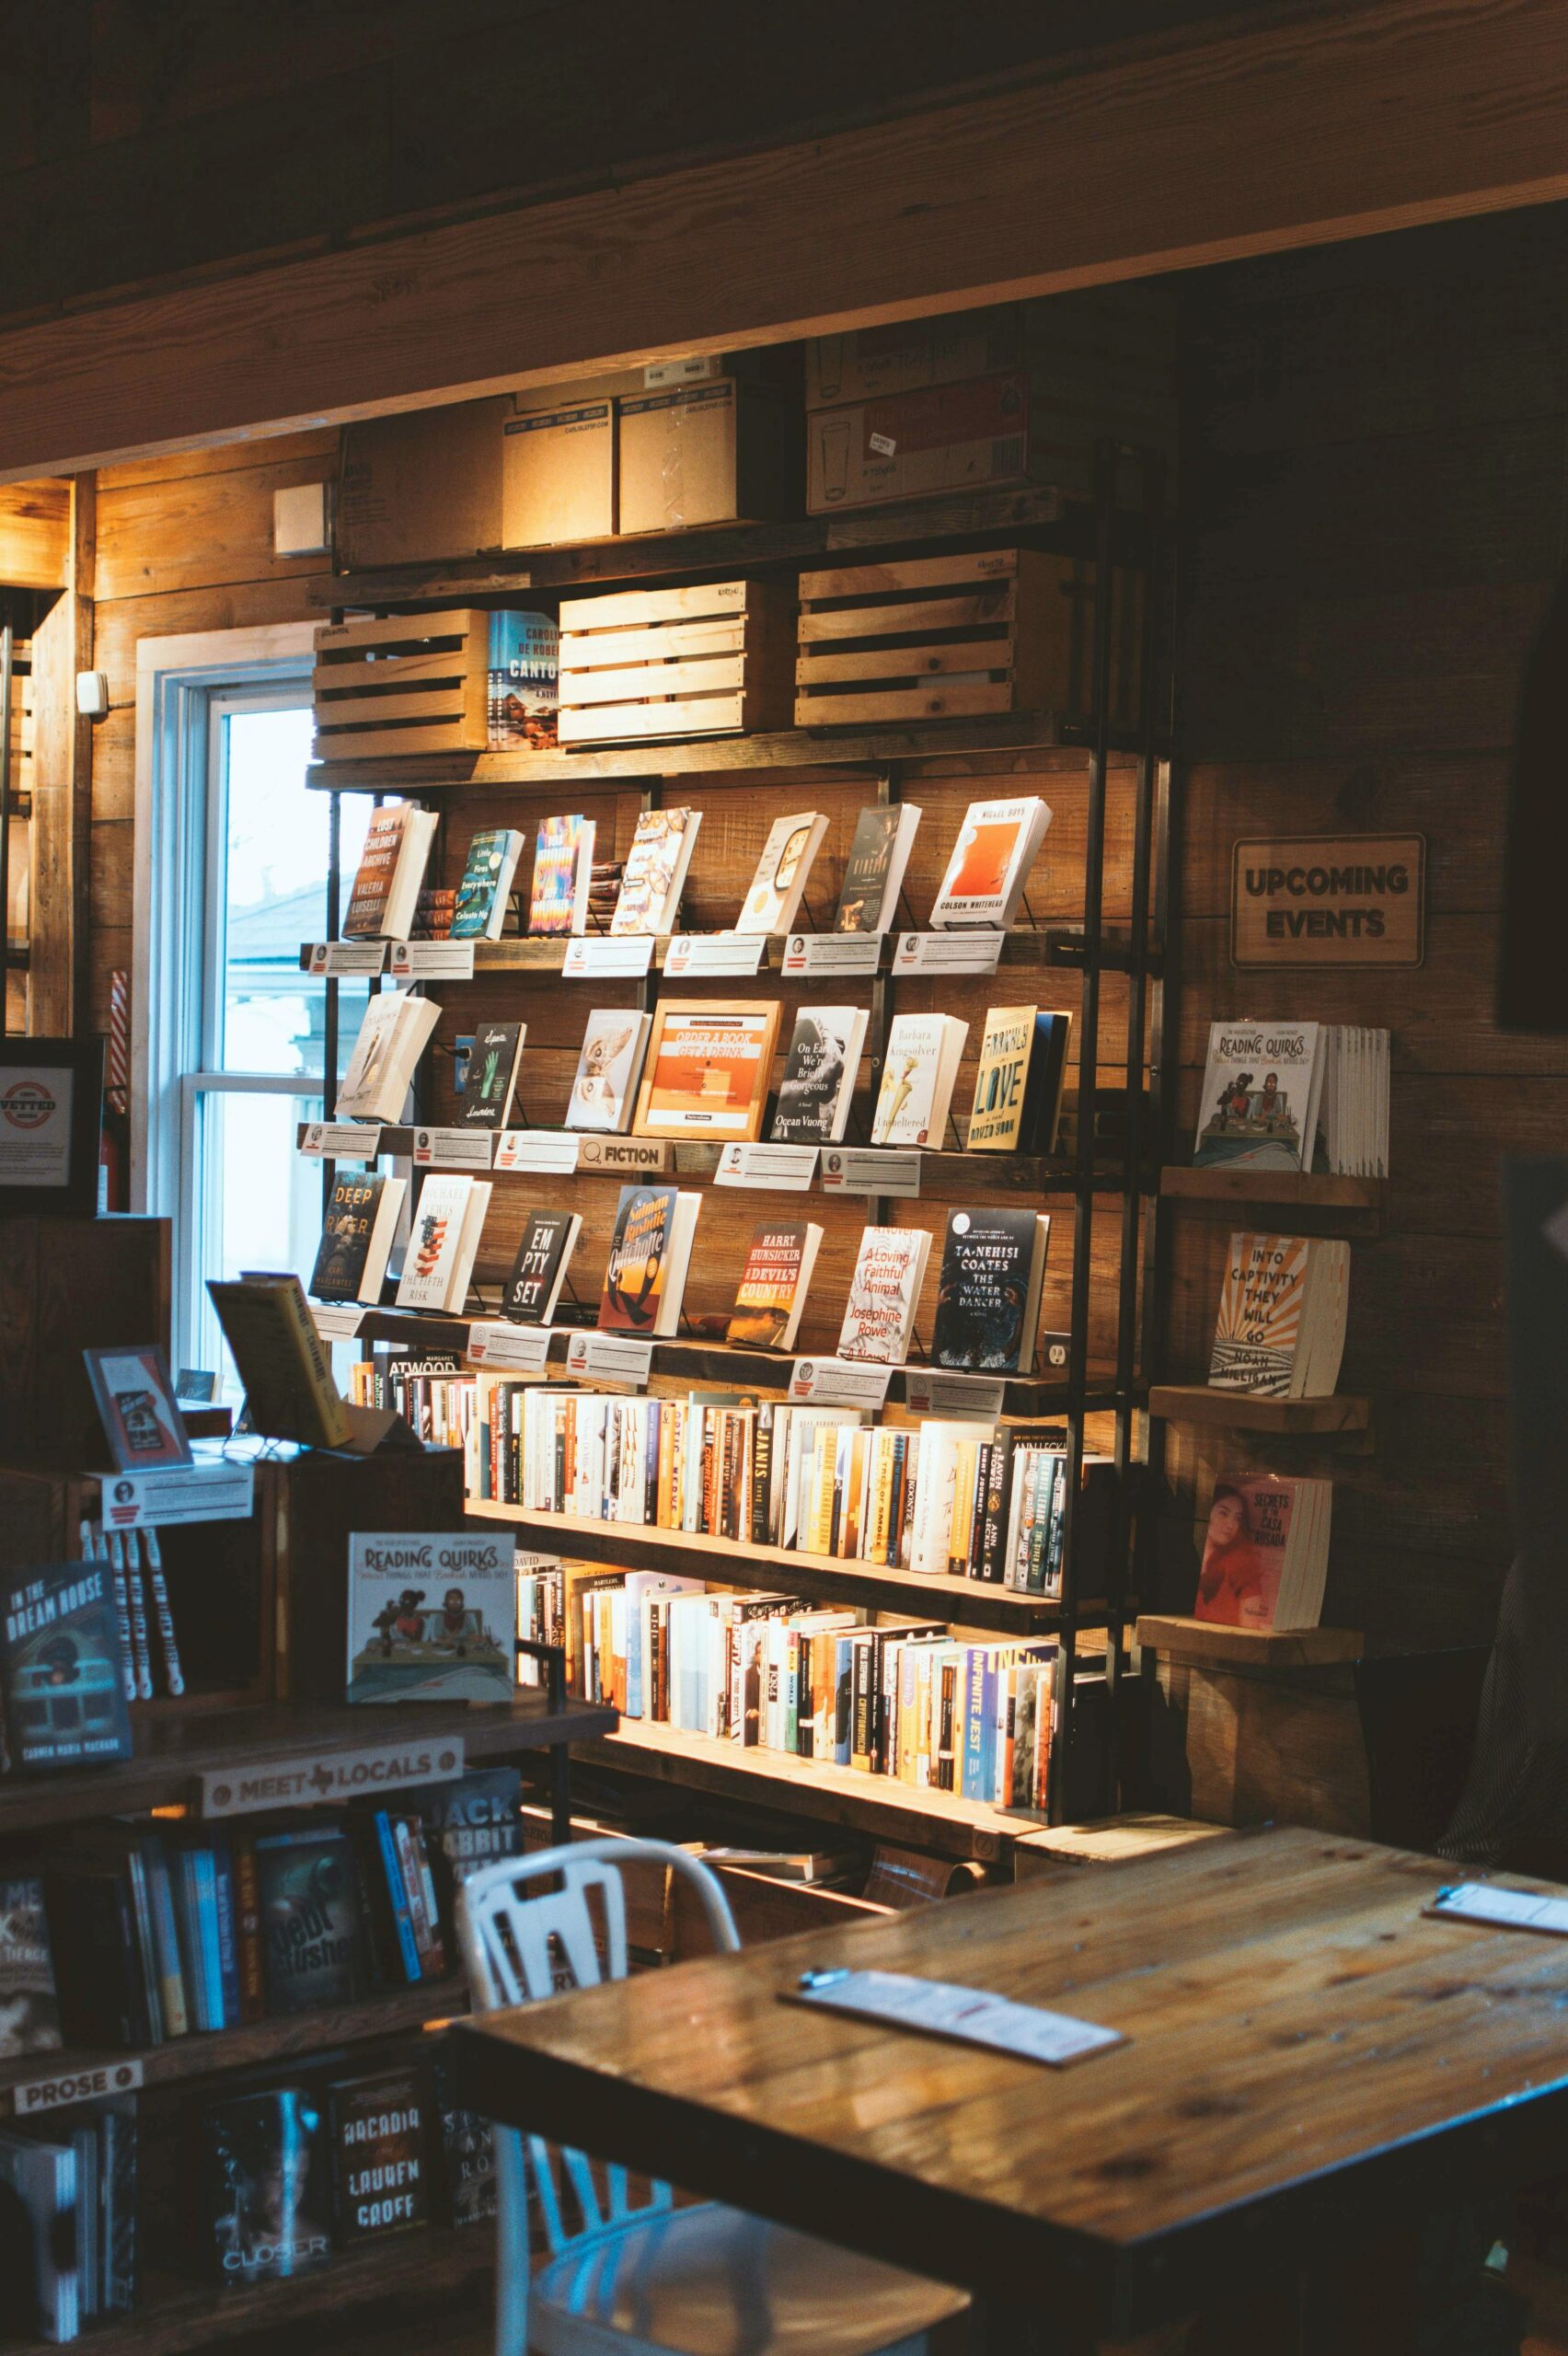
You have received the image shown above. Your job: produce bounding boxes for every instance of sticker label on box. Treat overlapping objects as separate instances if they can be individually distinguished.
[819,1148,922,1197]
[564,936,655,978]
[780,933,881,977]
[301,1123,383,1160]
[894,930,1004,976]
[493,1130,582,1175]
[566,1333,654,1387]
[788,1357,894,1409]
[715,1142,820,1191]
[663,934,767,977]
[413,1126,493,1171]
[389,941,477,981]
[467,1322,553,1373]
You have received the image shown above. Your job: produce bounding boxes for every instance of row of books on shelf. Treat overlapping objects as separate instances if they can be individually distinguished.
[337,986,1071,1162]
[1194,1022,1389,1178]
[347,794,1049,946]
[0,2050,494,2342]
[568,1567,1059,1809]
[484,1388,1113,1591]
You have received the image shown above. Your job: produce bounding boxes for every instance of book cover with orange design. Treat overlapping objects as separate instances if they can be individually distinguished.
[632,1000,781,1139]
[598,1184,679,1334]
[1208,1230,1309,1395]
[930,795,1051,929]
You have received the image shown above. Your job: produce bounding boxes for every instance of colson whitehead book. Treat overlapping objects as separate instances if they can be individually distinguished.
[252,1826,371,2014]
[347,1532,514,1703]
[0,1562,133,1770]
[526,814,595,935]
[451,827,527,941]
[929,796,1052,930]
[1193,1022,1324,1172]
[204,2085,332,2282]
[833,803,923,933]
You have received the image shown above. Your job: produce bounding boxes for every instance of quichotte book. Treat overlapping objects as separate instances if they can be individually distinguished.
[733,811,829,935]
[967,1005,1071,1153]
[564,1009,651,1132]
[460,1022,525,1129]
[502,1207,582,1324]
[342,805,439,941]
[929,795,1052,930]
[0,1871,61,2056]
[725,1220,824,1351]
[610,805,701,935]
[451,826,526,941]
[770,1007,867,1145]
[204,2085,332,2283]
[328,2065,430,2244]
[833,802,923,934]
[1193,1021,1323,1172]
[931,1207,1052,1372]
[598,1184,702,1337]
[308,1172,406,1305]
[0,1561,133,1771]
[347,1531,514,1703]
[526,814,595,935]
[633,999,781,1140]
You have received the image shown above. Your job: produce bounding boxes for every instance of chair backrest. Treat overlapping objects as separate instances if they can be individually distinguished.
[456,1838,742,2255]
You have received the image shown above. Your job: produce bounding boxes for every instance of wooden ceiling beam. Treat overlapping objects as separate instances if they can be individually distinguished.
[0,0,1565,480]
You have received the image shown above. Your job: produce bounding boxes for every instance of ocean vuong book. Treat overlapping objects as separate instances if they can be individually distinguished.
[771,1007,867,1146]
[0,1561,133,1771]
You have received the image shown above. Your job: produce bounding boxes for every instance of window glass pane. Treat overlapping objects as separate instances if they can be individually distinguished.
[190,1086,327,1399]
[220,706,375,1075]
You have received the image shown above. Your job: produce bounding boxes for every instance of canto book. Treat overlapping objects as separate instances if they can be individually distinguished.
[347,1532,514,1704]
[929,796,1053,930]
[204,2086,332,2282]
[836,1226,932,1364]
[461,1022,525,1129]
[502,1207,582,1323]
[610,806,701,935]
[598,1184,702,1337]
[633,1000,781,1141]
[771,1007,868,1145]
[1195,1472,1332,1632]
[725,1221,824,1351]
[527,814,596,935]
[0,1562,133,1771]
[329,2065,430,2245]
[1208,1231,1349,1398]
[930,1207,1052,1372]
[337,990,442,1124]
[396,1175,491,1313]
[733,812,829,934]
[967,1005,1071,1153]
[452,826,526,941]
[343,805,439,941]
[308,1171,406,1304]
[1193,1022,1324,1172]
[833,803,923,934]
[565,1010,651,1132]
[870,1013,968,1147]
[0,1871,61,2056]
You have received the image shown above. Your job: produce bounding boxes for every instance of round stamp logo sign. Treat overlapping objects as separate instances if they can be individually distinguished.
[1,1080,57,1130]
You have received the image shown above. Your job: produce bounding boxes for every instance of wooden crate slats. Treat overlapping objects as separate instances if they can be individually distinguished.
[312,606,490,759]
[557,576,792,745]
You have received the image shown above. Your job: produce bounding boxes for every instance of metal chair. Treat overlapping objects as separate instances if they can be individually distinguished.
[457,1836,969,2356]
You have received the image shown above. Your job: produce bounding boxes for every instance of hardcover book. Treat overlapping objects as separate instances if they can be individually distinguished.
[929,796,1052,930]
[252,1827,371,2014]
[725,1221,824,1351]
[633,1000,781,1141]
[451,826,526,941]
[83,1345,192,1472]
[395,1175,492,1313]
[1193,1022,1323,1172]
[328,2066,430,2244]
[870,1013,968,1148]
[461,1022,525,1129]
[207,1275,352,1450]
[347,1531,514,1703]
[967,1006,1072,1153]
[337,990,442,1124]
[836,1227,932,1364]
[0,1562,133,1771]
[308,1172,406,1304]
[403,1766,524,1888]
[733,812,829,935]
[610,806,701,935]
[0,2128,77,2339]
[833,803,923,934]
[343,805,439,941]
[502,1208,582,1324]
[526,814,595,935]
[204,2087,332,2282]
[770,1007,867,1145]
[930,1207,1052,1372]
[0,1872,61,2057]
[489,610,559,750]
[564,1011,651,1133]
[598,1184,702,1337]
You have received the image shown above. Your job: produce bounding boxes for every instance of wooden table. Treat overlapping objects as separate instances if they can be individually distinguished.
[451,1825,1568,2350]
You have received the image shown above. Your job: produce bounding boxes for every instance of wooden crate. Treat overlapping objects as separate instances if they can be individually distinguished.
[557,578,792,745]
[794,547,1136,730]
[313,606,490,760]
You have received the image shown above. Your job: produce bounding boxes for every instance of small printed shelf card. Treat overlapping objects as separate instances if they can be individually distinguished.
[967,1007,1072,1154]
[565,1011,651,1133]
[309,1171,408,1305]
[452,826,527,941]
[833,803,923,935]
[632,1000,781,1142]
[347,1532,515,1703]
[527,814,596,936]
[1193,1021,1325,1173]
[770,1008,868,1146]
[343,805,439,941]
[610,805,702,935]
[733,812,829,935]
[1208,1231,1349,1399]
[930,1208,1052,1373]
[83,1345,193,1472]
[870,1013,968,1148]
[929,796,1053,930]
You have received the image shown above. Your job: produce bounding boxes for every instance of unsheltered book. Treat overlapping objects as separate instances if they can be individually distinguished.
[347,1532,514,1703]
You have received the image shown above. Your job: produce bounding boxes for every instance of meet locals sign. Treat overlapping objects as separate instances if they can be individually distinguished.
[1230,834,1424,967]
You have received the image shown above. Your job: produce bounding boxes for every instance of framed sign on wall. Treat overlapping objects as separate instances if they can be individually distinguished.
[0,1035,105,1214]
[1230,835,1425,968]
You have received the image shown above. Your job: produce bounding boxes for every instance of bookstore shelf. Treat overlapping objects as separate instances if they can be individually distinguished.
[572,1716,1049,1865]
[466,1498,1090,1635]
[1147,1385,1373,1438]
[298,929,1147,978]
[0,1978,467,2115]
[0,1694,617,1840]
[1134,1614,1364,1668]
[1159,1168,1386,1230]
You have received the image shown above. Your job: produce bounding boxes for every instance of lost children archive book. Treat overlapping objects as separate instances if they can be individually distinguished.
[347,1533,514,1703]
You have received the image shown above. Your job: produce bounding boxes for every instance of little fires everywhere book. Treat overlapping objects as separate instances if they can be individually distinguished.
[452,828,526,941]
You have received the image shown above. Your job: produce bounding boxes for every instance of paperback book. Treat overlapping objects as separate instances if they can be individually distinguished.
[1195,1472,1333,1632]
[833,803,923,934]
[308,1172,406,1305]
[337,990,442,1125]
[929,796,1052,930]
[1193,1022,1323,1172]
[328,2066,430,2244]
[725,1221,824,1351]
[967,1006,1071,1153]
[733,812,829,935]
[502,1207,582,1323]
[931,1207,1052,1372]
[633,1000,781,1140]
[0,1871,61,2056]
[598,1184,702,1337]
[870,1013,969,1148]
[564,1011,651,1133]
[204,2086,332,2281]
[342,806,439,941]
[395,1175,492,1313]
[836,1227,932,1364]
[451,826,526,941]
[610,806,701,935]
[83,1345,191,1472]
[461,1022,525,1129]
[252,1828,372,2015]
[770,1007,867,1145]
[347,1531,513,1703]
[0,1562,133,1771]
[1208,1231,1349,1398]
[207,1275,352,1450]
[527,814,595,936]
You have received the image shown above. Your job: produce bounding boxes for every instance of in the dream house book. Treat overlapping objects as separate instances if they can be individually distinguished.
[610,806,701,935]
[1193,1022,1323,1172]
[930,1207,1052,1372]
[503,1208,582,1324]
[734,812,829,935]
[837,1227,932,1363]
[343,806,439,941]
[451,827,526,941]
[205,2087,331,2282]
[598,1184,702,1337]
[564,1011,651,1132]
[929,796,1053,930]
[0,1562,133,1771]
[833,803,922,933]
[771,1007,867,1145]
[309,1172,406,1304]
[633,1001,781,1141]
[725,1221,823,1350]
[461,1022,525,1129]
[347,1531,514,1704]
[527,814,595,936]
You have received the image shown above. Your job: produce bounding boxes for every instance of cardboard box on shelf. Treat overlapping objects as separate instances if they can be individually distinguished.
[806,373,1037,515]
[617,378,794,537]
[502,398,617,548]
[337,398,506,570]
[804,307,1025,407]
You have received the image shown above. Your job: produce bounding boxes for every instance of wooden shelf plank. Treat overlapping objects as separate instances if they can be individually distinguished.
[0,1978,466,2116]
[1159,1168,1385,1226]
[466,1499,1081,1634]
[0,1692,617,1840]
[299,928,1132,979]
[574,1715,1046,1865]
[1135,1613,1364,1668]
[1146,1385,1372,1437]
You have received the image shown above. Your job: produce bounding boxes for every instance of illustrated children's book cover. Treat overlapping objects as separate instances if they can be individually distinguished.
[347,1533,514,1703]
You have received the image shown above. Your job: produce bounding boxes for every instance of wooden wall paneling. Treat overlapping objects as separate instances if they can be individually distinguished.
[0,478,69,587]
[95,443,341,601]
[26,478,94,1033]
